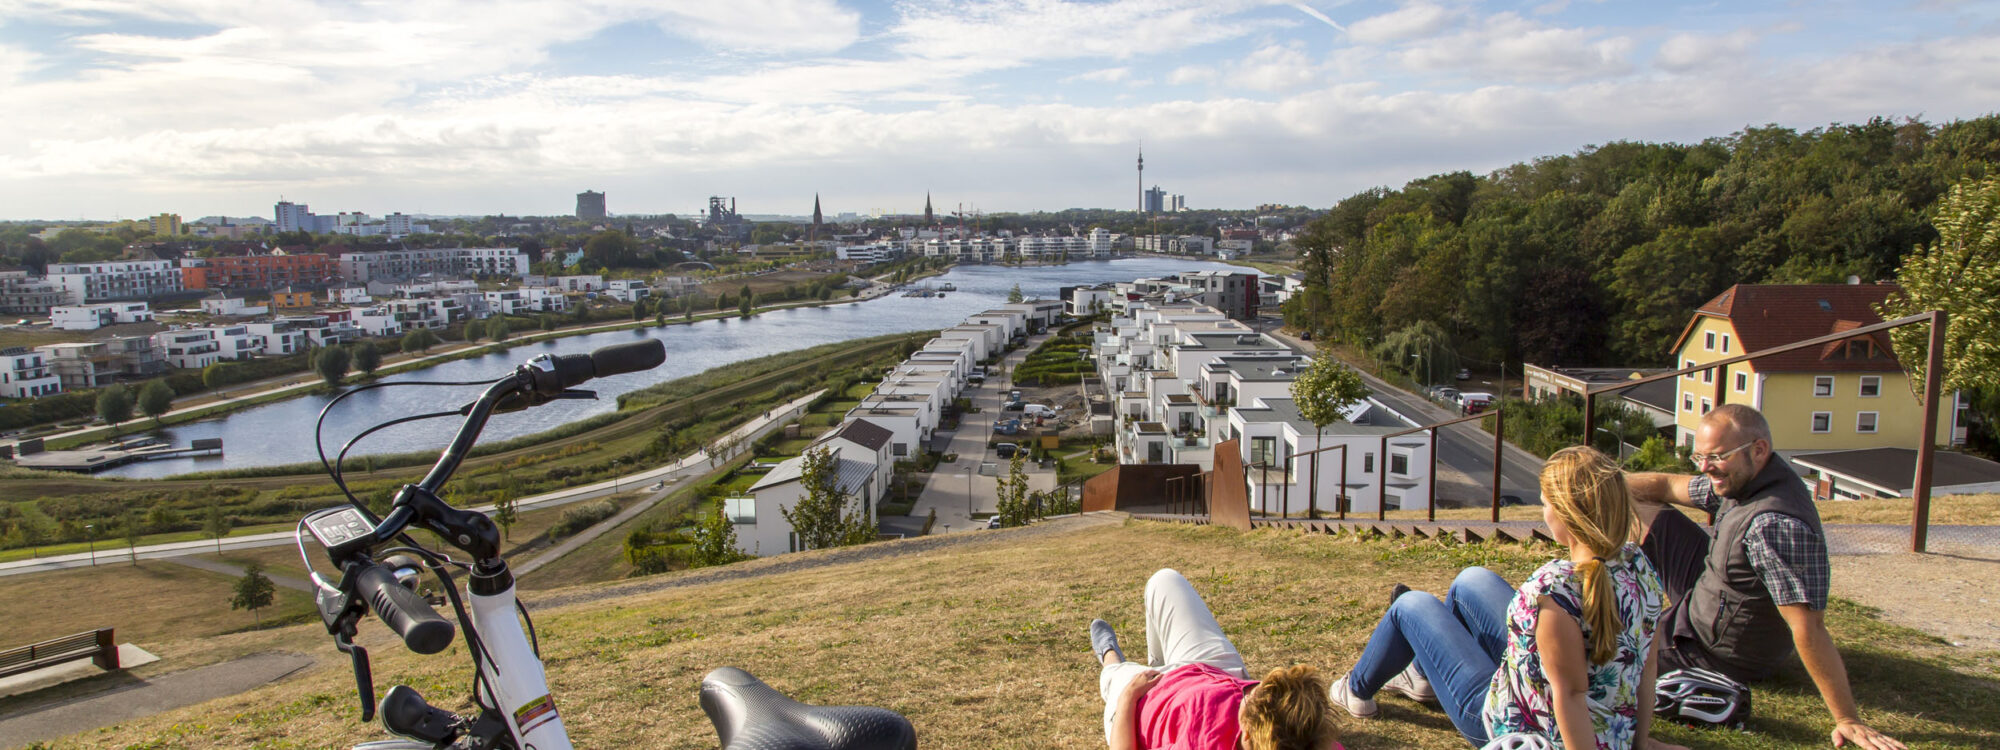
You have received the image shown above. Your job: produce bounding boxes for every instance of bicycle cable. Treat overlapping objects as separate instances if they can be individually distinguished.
[313,376,507,509]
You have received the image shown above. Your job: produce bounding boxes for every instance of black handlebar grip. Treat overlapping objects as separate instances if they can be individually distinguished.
[355,563,455,655]
[588,340,666,380]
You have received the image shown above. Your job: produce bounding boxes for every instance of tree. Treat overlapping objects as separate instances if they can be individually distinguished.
[96,385,133,427]
[316,346,351,388]
[632,298,650,320]
[779,447,875,550]
[146,501,182,532]
[539,315,557,332]
[122,507,143,563]
[1289,351,1371,517]
[203,501,231,554]
[995,451,1032,527]
[201,361,232,392]
[352,341,382,375]
[463,319,485,341]
[230,562,277,623]
[739,293,753,317]
[402,328,438,353]
[1007,283,1025,303]
[488,315,511,342]
[138,379,174,424]
[1879,176,2000,398]
[491,489,518,542]
[688,499,750,567]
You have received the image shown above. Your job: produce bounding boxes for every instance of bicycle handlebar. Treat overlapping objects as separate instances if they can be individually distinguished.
[354,561,455,654]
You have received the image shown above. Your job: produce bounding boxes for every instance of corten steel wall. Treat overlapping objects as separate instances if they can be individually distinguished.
[1208,438,1251,530]
[1082,464,1201,513]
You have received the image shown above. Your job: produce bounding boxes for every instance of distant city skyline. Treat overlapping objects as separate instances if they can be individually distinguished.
[3,1,1997,221]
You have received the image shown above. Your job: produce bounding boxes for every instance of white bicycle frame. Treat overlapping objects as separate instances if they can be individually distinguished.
[469,583,570,748]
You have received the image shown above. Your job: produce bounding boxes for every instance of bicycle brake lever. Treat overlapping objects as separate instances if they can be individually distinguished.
[335,632,377,722]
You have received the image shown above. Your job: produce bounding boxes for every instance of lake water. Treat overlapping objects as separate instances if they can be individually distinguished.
[104,258,1258,478]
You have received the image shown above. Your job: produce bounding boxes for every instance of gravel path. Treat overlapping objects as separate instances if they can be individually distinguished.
[528,512,1123,611]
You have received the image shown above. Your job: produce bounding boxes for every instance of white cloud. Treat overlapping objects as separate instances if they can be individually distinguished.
[1168,64,1217,85]
[1656,29,1762,72]
[1392,12,1634,82]
[888,0,1277,64]
[1065,67,1134,84]
[652,0,862,54]
[1226,43,1323,93]
[1346,2,1457,45]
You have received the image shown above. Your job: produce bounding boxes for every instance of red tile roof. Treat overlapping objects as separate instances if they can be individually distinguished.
[1672,284,1905,373]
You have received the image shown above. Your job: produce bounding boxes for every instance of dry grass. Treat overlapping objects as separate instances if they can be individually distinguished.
[47,519,2000,749]
[0,557,316,647]
[1814,493,2000,525]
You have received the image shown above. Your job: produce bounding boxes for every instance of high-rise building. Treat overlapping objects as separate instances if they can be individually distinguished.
[385,212,413,236]
[576,190,606,220]
[1170,194,1186,212]
[149,213,182,237]
[1144,186,1166,214]
[275,201,312,232]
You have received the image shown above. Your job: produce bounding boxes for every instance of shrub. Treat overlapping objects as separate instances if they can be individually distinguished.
[551,500,618,538]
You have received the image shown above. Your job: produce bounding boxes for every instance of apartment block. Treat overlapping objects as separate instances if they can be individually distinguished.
[51,302,154,331]
[336,247,529,283]
[153,328,223,369]
[48,260,183,304]
[181,253,337,291]
[0,347,61,398]
[0,270,66,314]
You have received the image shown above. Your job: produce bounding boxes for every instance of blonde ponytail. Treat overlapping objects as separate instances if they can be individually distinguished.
[1539,446,1636,665]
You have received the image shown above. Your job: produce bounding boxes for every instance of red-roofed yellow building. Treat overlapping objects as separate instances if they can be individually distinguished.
[1670,283,1965,451]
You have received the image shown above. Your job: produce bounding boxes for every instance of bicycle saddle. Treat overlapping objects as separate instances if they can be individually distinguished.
[699,667,917,750]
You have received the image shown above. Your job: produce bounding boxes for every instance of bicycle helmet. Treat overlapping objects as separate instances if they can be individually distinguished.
[1654,667,1751,729]
[1480,733,1555,750]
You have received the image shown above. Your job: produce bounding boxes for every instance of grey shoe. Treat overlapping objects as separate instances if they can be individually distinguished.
[1329,672,1379,719]
[1090,619,1124,663]
[1386,663,1437,704]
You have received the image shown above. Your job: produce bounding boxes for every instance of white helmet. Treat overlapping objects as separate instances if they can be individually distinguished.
[1480,733,1555,750]
[1655,667,1752,729]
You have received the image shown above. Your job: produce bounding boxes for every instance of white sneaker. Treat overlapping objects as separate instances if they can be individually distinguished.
[1385,664,1437,704]
[1329,672,1379,719]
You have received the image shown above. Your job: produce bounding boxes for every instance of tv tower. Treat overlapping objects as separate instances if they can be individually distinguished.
[1136,144,1145,214]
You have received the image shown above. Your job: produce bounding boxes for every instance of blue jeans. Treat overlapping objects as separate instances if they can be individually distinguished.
[1348,567,1515,746]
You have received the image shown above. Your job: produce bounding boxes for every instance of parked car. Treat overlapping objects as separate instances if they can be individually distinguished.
[995,442,1019,459]
[1002,400,1024,412]
[1458,392,1495,414]
[994,419,1021,435]
[1456,368,1470,381]
[1008,390,1023,401]
[1428,385,1460,403]
[985,516,1003,529]
[968,373,985,384]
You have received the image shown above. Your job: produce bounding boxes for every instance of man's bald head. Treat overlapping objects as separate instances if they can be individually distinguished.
[1703,404,1773,448]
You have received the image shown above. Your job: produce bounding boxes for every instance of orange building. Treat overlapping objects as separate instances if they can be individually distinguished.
[272,287,317,309]
[182,253,337,291]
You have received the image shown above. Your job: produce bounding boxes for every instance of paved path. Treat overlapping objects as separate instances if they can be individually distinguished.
[163,555,312,592]
[0,652,315,748]
[0,390,827,579]
[513,389,821,576]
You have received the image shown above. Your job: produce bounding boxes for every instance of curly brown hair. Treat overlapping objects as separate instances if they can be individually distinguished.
[1238,664,1339,750]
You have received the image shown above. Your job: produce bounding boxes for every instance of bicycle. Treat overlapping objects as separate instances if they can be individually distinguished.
[295,340,917,749]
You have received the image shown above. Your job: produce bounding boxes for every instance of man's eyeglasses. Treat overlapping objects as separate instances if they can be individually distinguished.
[1692,440,1755,468]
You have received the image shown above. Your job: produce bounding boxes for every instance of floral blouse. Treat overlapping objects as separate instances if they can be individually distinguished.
[1482,543,1663,750]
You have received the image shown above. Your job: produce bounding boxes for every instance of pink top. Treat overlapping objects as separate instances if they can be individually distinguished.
[1138,663,1255,750]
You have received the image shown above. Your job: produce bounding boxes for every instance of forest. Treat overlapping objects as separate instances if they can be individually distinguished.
[1282,115,2000,370]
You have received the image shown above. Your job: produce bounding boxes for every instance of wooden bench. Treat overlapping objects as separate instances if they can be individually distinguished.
[0,628,119,679]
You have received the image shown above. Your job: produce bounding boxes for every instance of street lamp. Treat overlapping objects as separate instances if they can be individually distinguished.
[84,524,96,567]
[1595,426,1634,461]
[1410,353,1426,387]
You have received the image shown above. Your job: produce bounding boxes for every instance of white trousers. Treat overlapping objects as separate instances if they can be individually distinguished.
[1099,568,1249,742]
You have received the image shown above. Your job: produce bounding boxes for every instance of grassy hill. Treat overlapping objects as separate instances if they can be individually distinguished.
[46,517,2000,748]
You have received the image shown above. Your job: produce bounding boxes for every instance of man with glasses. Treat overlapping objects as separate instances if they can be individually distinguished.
[1627,404,1902,750]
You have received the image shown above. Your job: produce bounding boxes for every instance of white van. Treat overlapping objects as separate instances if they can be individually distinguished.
[1023,404,1060,418]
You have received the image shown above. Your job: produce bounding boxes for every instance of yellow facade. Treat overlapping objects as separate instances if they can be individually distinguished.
[1672,314,1953,449]
[149,213,182,236]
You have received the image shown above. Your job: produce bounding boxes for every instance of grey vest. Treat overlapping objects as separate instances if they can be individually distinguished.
[1684,455,1824,681]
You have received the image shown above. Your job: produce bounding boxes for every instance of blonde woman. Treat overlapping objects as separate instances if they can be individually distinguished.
[1328,447,1684,750]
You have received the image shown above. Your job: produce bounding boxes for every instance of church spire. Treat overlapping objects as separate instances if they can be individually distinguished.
[924,192,934,225]
[812,193,823,243]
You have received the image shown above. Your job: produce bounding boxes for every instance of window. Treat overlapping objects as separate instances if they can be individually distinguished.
[1391,453,1410,476]
[1683,359,1696,379]
[724,498,757,524]
[1251,437,1275,467]
[1859,376,1881,398]
[1811,412,1832,433]
[1704,331,1716,351]
[1735,372,1748,392]
[1683,393,1694,413]
[1814,376,1834,397]
[1857,412,1879,433]
[1722,334,1731,353]
[1363,452,1375,473]
[893,442,908,457]
[1702,367,1714,384]
[1700,398,1712,415]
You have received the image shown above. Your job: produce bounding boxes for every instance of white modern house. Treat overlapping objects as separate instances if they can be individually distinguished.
[731,450,880,557]
[201,295,269,317]
[51,302,154,330]
[604,279,651,303]
[1226,397,1434,516]
[153,328,223,369]
[0,347,61,398]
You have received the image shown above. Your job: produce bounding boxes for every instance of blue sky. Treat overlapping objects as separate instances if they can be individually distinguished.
[2,0,1996,221]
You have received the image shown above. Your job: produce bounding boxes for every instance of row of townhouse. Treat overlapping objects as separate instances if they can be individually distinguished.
[336,248,529,284]
[910,230,1118,262]
[725,301,1060,557]
[1095,294,1436,515]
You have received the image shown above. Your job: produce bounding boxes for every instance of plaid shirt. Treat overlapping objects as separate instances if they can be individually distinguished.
[1689,476,1831,610]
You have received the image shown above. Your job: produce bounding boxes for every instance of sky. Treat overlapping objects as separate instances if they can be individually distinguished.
[2,0,1997,222]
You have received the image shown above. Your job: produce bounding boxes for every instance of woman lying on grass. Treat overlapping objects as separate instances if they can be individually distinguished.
[1090,568,1342,750]
[1328,446,1687,750]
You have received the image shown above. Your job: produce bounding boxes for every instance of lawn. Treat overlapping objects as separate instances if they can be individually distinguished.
[0,557,317,648]
[54,518,2000,749]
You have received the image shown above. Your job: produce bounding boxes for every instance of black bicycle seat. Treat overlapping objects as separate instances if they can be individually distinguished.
[699,667,917,750]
